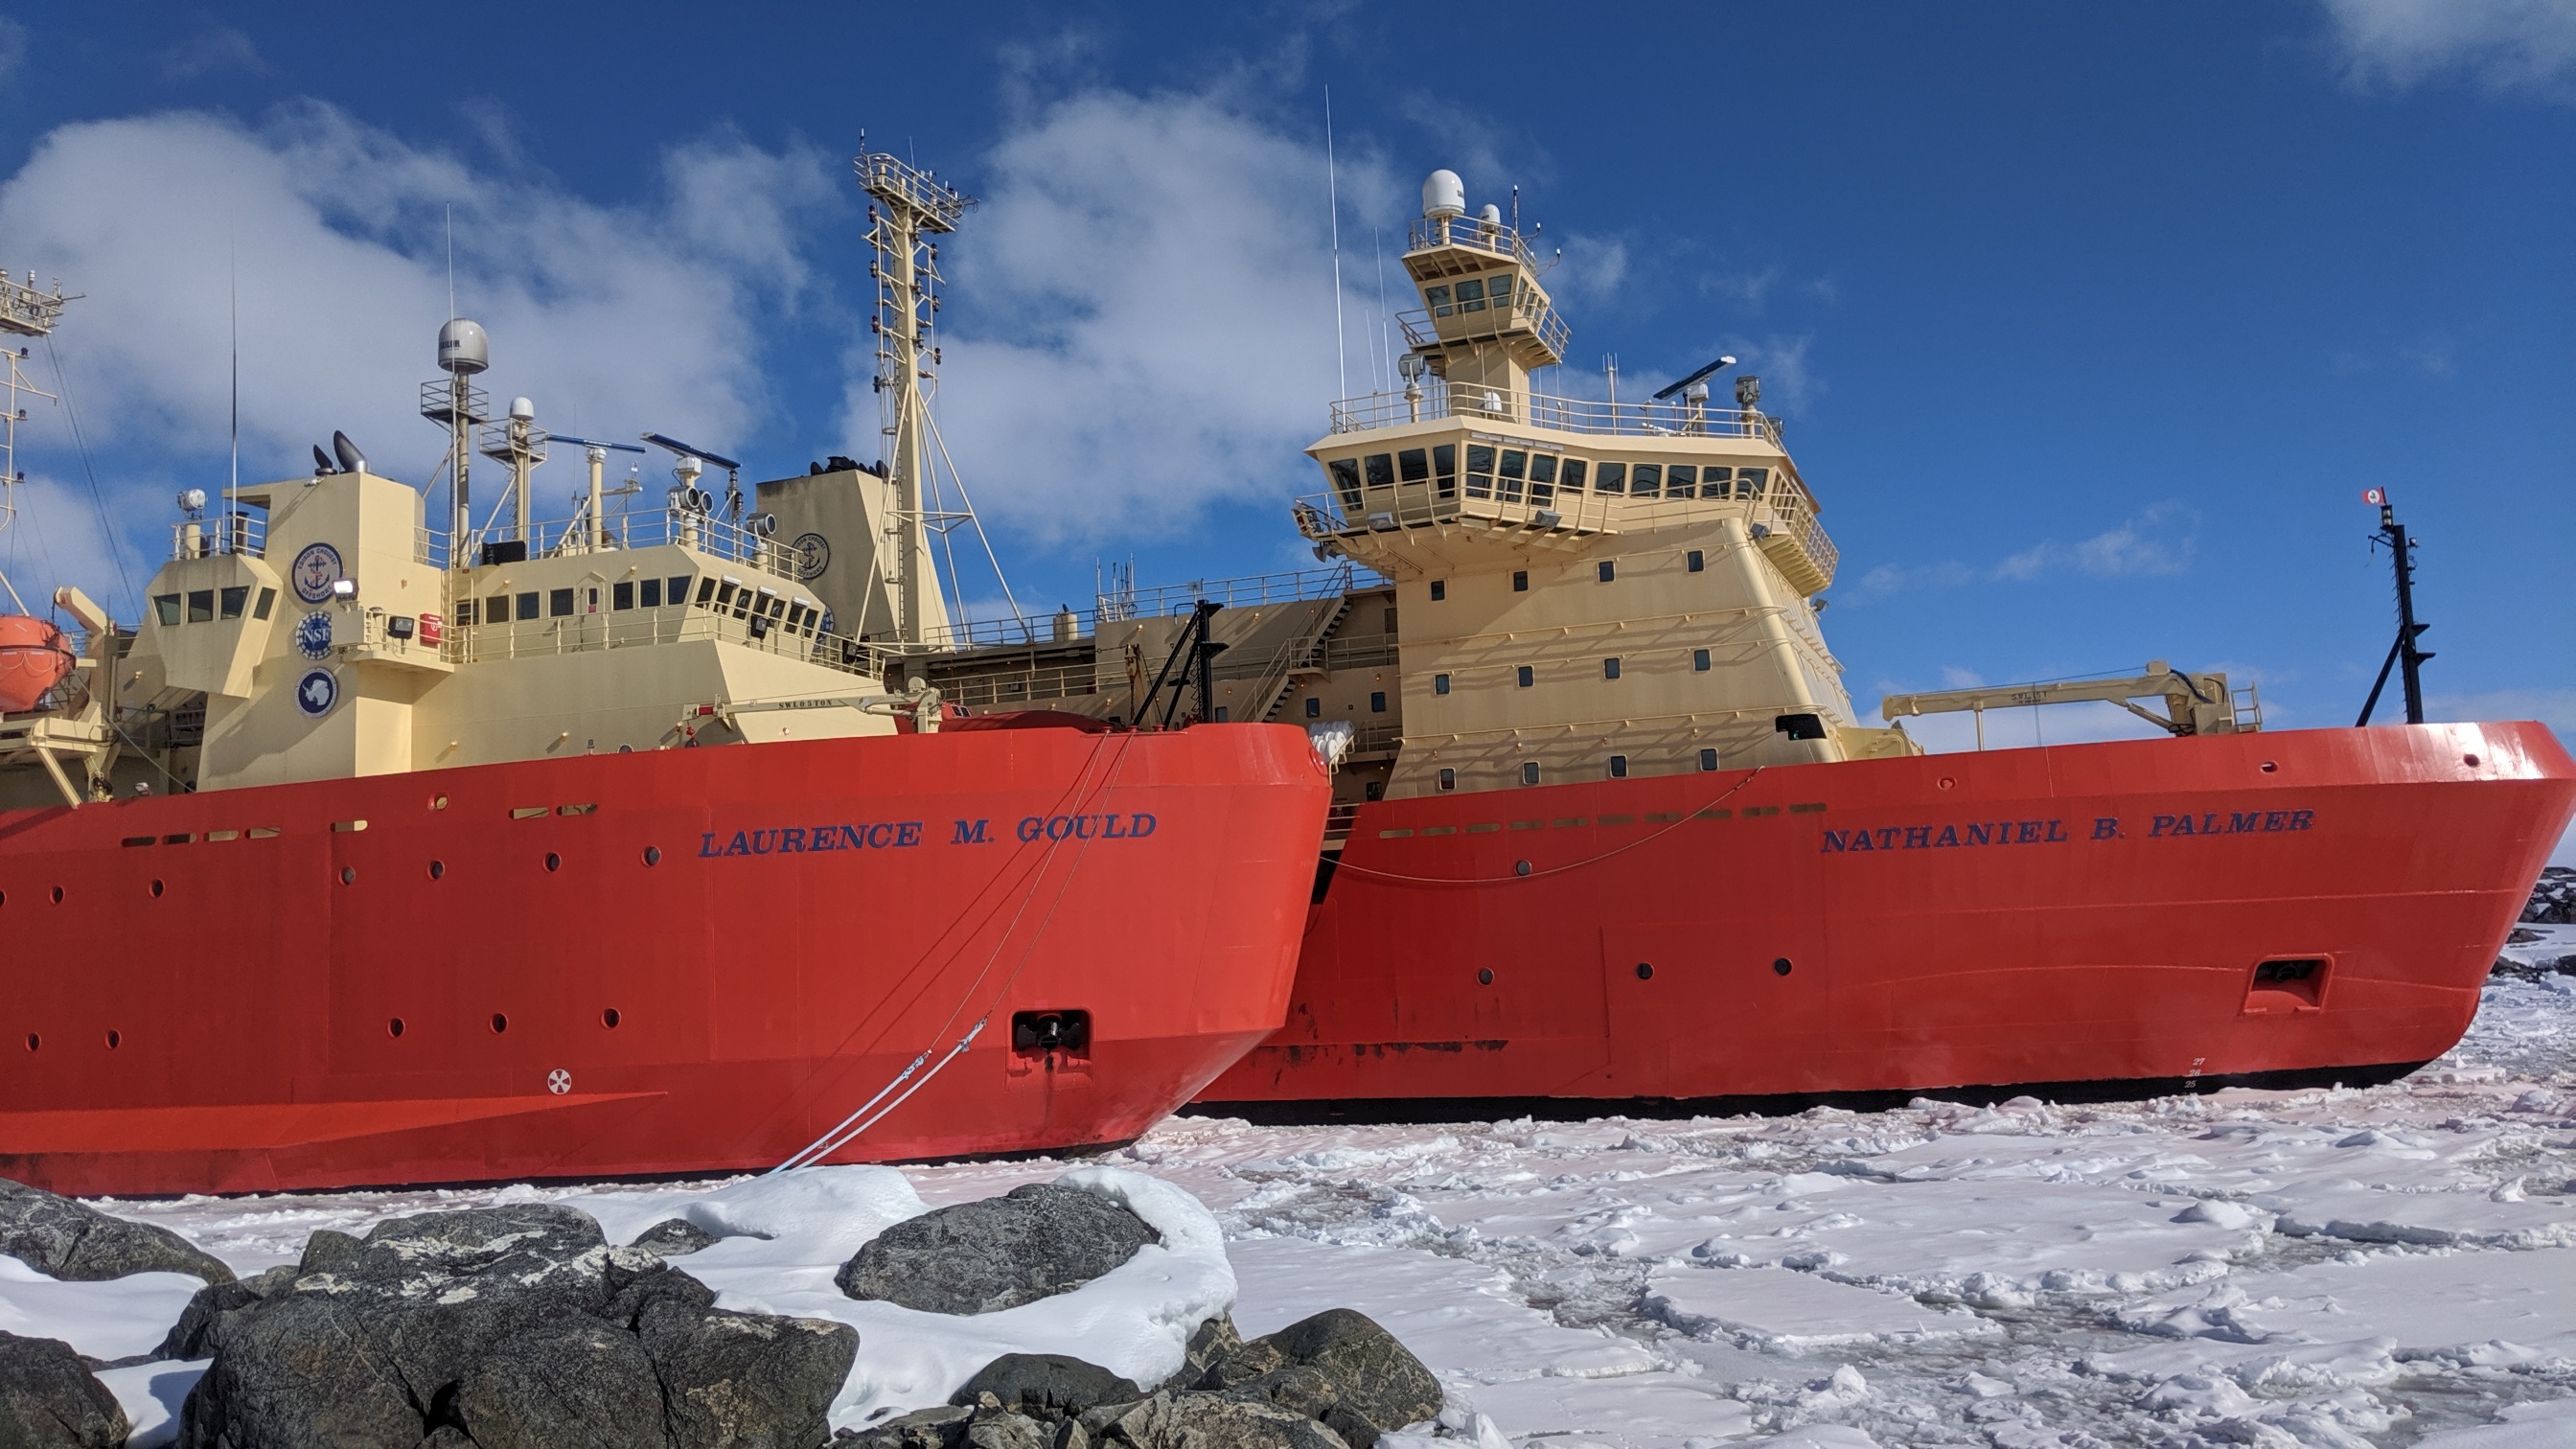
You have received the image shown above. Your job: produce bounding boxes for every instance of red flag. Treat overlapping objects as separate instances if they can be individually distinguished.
[2362,488,2386,505]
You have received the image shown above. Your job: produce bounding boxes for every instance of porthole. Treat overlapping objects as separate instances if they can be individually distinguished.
[2464,753,2481,769]
[1,888,9,907]
[491,1013,509,1034]
[543,852,562,873]
[49,886,63,905]
[149,879,165,898]
[1513,860,1531,877]
[2259,761,2277,773]
[428,860,445,880]
[642,846,661,865]
[1773,957,1794,977]
[104,1030,121,1049]
[1635,962,1654,980]
[602,1008,622,1029]
[340,866,356,886]
[1477,969,1494,986]
[431,794,448,811]
[1937,776,1955,791]
[388,1018,406,1038]
[24,1033,37,1052]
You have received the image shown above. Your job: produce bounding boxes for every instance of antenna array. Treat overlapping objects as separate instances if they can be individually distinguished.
[857,148,978,649]
[0,268,69,612]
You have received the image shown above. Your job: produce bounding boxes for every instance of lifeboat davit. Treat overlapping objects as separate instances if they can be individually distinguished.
[0,614,73,713]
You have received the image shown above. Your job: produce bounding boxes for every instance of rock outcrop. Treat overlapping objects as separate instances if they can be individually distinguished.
[0,1329,129,1448]
[836,1183,1161,1315]
[0,1177,234,1285]
[2526,865,2575,925]
[175,1205,856,1449]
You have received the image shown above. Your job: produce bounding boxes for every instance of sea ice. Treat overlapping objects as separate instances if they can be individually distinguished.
[1643,1266,1997,1348]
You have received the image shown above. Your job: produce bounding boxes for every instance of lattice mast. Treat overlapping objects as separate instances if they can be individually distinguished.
[857,148,973,648]
[0,267,70,612]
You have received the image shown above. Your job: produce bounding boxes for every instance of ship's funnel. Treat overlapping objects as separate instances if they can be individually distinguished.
[1422,170,1465,220]
[332,430,368,475]
[438,318,490,376]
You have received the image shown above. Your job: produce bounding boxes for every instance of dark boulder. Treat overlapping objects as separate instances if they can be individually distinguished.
[837,1184,1159,1316]
[2525,865,2574,925]
[0,1176,234,1285]
[0,1330,129,1448]
[1154,1315,1243,1395]
[1081,1392,1347,1449]
[952,1354,1140,1419]
[449,1318,673,1449]
[639,1295,858,1449]
[1194,1310,1438,1446]
[179,1291,426,1449]
[961,1411,1052,1449]
[829,1403,970,1449]
[632,1218,723,1256]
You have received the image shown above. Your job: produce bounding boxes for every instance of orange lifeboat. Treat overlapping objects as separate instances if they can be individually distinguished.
[0,614,73,713]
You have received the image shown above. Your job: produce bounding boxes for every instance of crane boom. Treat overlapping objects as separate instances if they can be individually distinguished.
[1881,662,2258,738]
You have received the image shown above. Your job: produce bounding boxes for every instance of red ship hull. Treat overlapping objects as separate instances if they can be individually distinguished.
[1199,723,2576,1113]
[0,724,1328,1196]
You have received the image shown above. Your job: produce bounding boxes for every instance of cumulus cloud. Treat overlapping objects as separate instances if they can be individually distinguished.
[1851,502,2199,602]
[2318,0,2576,96]
[0,104,839,608]
[885,89,1399,541]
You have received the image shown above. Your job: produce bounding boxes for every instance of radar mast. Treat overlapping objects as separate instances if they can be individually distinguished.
[856,147,973,648]
[0,265,69,612]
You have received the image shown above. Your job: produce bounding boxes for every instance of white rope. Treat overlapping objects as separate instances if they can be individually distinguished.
[770,1017,989,1173]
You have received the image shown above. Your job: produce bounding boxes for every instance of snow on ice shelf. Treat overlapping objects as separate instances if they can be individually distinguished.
[1644,1266,1998,1348]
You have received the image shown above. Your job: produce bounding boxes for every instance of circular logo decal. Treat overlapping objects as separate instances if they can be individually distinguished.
[291,542,344,603]
[294,610,334,660]
[547,1069,572,1095]
[294,668,338,717]
[792,532,831,582]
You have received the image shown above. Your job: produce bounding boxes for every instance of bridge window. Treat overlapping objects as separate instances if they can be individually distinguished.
[639,578,661,608]
[1630,464,1662,498]
[1603,657,1622,679]
[613,582,634,610]
[1693,648,1711,672]
[1688,549,1705,572]
[187,589,214,623]
[671,575,693,606]
[1456,277,1485,312]
[1427,284,1452,317]
[1434,674,1450,696]
[219,586,248,619]
[1700,748,1719,771]
[1327,457,1362,511]
[1595,462,1625,494]
[1364,453,1394,489]
[1516,665,1534,688]
[1704,466,1734,498]
[153,593,180,626]
[1464,444,1495,499]
[1433,444,1458,498]
[517,591,540,621]
[549,588,576,618]
[1522,762,1540,785]
[695,577,718,606]
[1498,449,1527,502]
[1398,448,1429,484]
[1668,465,1697,498]
[1488,274,1513,308]
[253,587,277,620]
[1528,454,1557,504]
[1608,755,1628,778]
[1738,467,1768,498]
[1559,458,1587,492]
[1438,769,1457,791]
[1370,691,1387,713]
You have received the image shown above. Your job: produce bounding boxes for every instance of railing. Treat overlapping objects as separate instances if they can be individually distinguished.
[449,584,895,681]
[921,564,1388,651]
[940,660,1102,708]
[459,505,804,584]
[1330,378,1783,443]
[1396,303,1570,365]
[1408,214,1537,267]
[167,512,266,561]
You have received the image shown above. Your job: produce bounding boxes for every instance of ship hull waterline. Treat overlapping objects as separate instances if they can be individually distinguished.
[1197,722,2576,1117]
[0,723,1329,1197]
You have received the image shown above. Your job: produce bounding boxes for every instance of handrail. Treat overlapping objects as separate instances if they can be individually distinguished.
[1329,378,1783,444]
[448,582,895,681]
[921,564,1389,652]
[1396,303,1570,363]
[1407,214,1536,266]
[167,513,266,562]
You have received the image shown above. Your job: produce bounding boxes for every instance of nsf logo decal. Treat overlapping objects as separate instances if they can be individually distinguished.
[291,541,344,603]
[294,610,334,659]
[295,668,338,718]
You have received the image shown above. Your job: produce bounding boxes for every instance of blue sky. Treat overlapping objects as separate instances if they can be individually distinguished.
[0,2,2568,853]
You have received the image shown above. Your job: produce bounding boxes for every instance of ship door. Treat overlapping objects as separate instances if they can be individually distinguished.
[576,572,608,651]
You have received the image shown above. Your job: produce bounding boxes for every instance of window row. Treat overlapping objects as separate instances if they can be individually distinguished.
[1427,650,1718,696]
[151,586,279,627]
[1423,273,1514,318]
[1434,748,1731,791]
[1327,447,1770,510]
[457,574,832,639]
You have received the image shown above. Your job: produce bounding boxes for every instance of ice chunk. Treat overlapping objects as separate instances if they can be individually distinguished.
[1644,1266,1997,1348]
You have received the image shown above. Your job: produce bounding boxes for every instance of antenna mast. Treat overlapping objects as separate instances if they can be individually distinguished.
[856,144,973,649]
[0,265,69,613]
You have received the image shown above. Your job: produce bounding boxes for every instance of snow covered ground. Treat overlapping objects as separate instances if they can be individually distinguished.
[20,944,2576,1448]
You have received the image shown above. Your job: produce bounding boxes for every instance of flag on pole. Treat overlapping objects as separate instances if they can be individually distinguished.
[2362,488,2386,505]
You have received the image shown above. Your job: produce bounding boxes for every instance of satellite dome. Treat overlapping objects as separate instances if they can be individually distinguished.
[1479,203,1502,227]
[1421,170,1465,220]
[437,318,490,375]
[509,396,535,422]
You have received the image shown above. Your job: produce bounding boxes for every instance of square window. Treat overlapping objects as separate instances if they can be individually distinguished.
[1327,457,1363,508]
[456,599,476,626]
[1700,748,1719,771]
[1365,780,1386,801]
[1522,762,1540,786]
[1214,706,1229,722]
[1687,549,1705,573]
[1608,755,1628,779]
[219,586,248,619]
[1705,466,1734,497]
[1603,657,1622,680]
[253,587,277,620]
[1438,768,1457,791]
[675,576,697,605]
[1434,674,1451,696]
[1429,580,1445,601]
[1529,454,1557,485]
[1596,462,1626,494]
[487,594,511,624]
[1560,458,1588,491]
[1511,570,1529,592]
[1668,464,1697,497]
[640,578,662,608]
[152,593,180,626]
[1432,444,1458,494]
[696,577,717,606]
[1370,691,1387,713]
[187,589,214,623]
[1426,284,1452,316]
[1516,665,1534,688]
[1398,448,1430,483]
[1630,464,1662,498]
[1304,697,1322,718]
[613,581,635,610]
[1364,453,1395,488]
[549,588,575,617]
[1693,648,1711,672]
[1598,561,1616,583]
[517,591,540,621]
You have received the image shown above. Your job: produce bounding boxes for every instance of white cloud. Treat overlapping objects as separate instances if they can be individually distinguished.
[1850,502,2199,602]
[0,104,838,610]
[2427,685,2576,733]
[886,89,1394,542]
[2318,0,2576,96]
[155,22,267,80]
